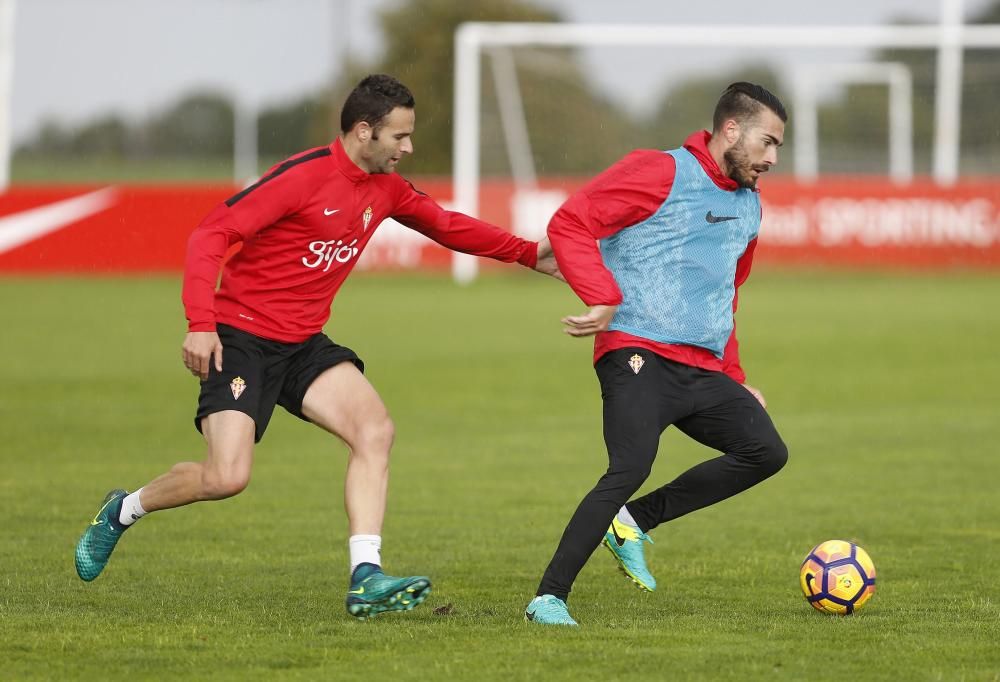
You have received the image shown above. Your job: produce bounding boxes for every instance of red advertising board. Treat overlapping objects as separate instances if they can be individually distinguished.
[757,178,1000,268]
[0,178,998,273]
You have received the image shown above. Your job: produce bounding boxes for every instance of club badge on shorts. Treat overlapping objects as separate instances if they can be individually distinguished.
[230,376,247,400]
[363,205,373,231]
[628,354,645,374]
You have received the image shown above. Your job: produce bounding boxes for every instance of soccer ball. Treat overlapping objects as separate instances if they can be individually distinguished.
[799,540,876,615]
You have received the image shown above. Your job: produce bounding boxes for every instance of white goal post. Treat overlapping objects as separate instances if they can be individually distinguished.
[791,62,913,185]
[0,0,15,190]
[450,15,1000,282]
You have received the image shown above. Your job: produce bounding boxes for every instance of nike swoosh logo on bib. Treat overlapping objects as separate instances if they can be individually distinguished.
[705,211,738,224]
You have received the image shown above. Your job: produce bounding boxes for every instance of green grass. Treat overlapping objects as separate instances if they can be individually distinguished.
[10,155,286,184]
[11,155,238,183]
[1,270,998,681]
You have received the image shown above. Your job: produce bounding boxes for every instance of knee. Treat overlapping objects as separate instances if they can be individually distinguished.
[200,463,251,500]
[732,431,788,479]
[351,414,395,460]
[627,463,654,489]
[758,434,788,477]
[601,460,653,497]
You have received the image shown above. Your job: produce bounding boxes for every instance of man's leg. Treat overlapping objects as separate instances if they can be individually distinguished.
[75,410,255,581]
[140,410,256,509]
[299,362,430,618]
[625,374,788,532]
[529,350,668,623]
[300,363,393,538]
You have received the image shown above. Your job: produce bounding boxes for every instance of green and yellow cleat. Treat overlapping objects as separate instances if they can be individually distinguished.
[603,516,657,592]
[345,563,432,620]
[75,489,129,582]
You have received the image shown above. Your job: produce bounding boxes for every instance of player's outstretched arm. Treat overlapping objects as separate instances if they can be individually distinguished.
[391,179,562,275]
[561,305,618,337]
[182,331,223,380]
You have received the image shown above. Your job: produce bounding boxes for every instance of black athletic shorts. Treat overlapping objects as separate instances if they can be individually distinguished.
[194,323,364,442]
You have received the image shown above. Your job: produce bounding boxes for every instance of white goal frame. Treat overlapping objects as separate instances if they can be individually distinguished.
[0,0,15,190]
[450,16,1000,282]
[792,62,913,185]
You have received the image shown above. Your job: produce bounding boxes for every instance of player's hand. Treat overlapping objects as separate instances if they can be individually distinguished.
[183,331,223,380]
[742,383,767,408]
[533,237,565,281]
[562,305,618,337]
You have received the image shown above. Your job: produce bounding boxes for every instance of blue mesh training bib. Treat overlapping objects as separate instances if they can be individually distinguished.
[600,147,760,357]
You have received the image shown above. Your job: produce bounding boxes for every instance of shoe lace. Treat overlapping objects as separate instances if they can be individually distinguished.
[539,596,568,614]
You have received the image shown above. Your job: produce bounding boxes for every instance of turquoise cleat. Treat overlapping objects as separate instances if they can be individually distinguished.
[75,489,129,582]
[345,563,431,619]
[603,516,657,592]
[524,595,578,626]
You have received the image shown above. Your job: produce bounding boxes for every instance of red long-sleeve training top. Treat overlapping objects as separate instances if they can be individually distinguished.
[183,138,537,343]
[547,131,757,383]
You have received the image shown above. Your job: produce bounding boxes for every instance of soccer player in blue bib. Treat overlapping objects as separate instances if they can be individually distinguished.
[525,83,789,625]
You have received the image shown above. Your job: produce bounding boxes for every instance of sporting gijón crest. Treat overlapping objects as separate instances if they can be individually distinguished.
[230,376,247,400]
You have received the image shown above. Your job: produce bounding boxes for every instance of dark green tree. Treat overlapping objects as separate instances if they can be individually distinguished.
[70,115,132,156]
[367,0,637,175]
[17,115,132,157]
[17,119,73,155]
[257,95,332,159]
[144,91,235,157]
[373,0,553,175]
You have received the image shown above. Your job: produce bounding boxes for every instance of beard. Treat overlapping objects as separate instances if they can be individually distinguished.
[723,138,765,190]
[365,134,400,175]
[368,149,396,174]
[371,155,395,174]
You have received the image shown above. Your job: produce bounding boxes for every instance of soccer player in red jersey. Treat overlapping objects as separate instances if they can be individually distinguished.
[75,74,559,619]
[525,83,788,625]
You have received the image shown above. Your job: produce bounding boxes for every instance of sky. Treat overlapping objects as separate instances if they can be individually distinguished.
[9,0,997,145]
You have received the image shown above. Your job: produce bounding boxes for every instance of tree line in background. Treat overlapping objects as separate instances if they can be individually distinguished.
[15,0,1000,179]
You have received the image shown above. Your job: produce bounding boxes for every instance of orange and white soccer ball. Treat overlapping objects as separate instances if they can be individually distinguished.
[799,540,877,615]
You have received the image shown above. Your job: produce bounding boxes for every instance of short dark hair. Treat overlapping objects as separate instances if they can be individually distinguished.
[712,82,787,132]
[340,74,415,134]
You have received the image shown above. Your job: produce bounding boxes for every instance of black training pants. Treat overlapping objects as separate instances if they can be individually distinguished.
[536,348,788,602]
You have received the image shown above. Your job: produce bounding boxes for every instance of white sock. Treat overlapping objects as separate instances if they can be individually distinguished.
[616,505,638,528]
[118,488,147,526]
[349,535,382,573]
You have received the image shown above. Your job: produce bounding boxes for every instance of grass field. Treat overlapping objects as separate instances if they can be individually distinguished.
[10,155,284,184]
[1,270,998,681]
